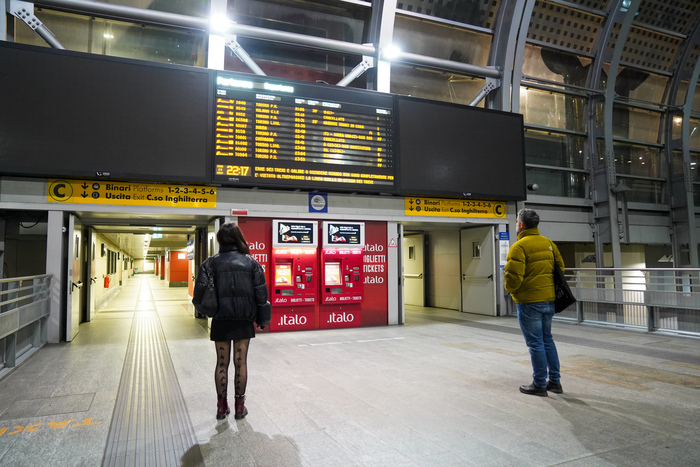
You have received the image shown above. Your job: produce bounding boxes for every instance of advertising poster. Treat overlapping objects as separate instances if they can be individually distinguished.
[274,220,316,246]
[360,221,388,326]
[325,222,363,246]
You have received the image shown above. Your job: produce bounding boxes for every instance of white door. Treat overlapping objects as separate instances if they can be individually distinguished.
[207,219,220,257]
[403,233,424,306]
[84,227,97,321]
[460,226,496,316]
[66,214,83,341]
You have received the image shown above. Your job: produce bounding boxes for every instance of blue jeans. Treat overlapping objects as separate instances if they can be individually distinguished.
[517,301,560,387]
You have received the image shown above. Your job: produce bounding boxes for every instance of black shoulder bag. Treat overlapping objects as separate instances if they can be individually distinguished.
[193,268,218,317]
[550,241,576,313]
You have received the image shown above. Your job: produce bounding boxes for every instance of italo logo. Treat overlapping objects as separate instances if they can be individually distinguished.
[278,314,307,326]
[327,312,355,323]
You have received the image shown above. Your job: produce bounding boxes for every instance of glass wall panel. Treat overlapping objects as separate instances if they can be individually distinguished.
[17,11,206,66]
[395,0,501,29]
[619,178,666,204]
[225,38,364,83]
[525,130,585,169]
[625,71,668,105]
[109,0,210,17]
[691,151,700,181]
[230,0,369,44]
[612,105,662,144]
[522,45,592,87]
[393,16,491,66]
[670,115,683,142]
[674,81,700,109]
[613,143,664,178]
[520,88,586,132]
[675,81,689,107]
[526,168,587,198]
[391,65,485,106]
[694,183,700,206]
[691,118,700,150]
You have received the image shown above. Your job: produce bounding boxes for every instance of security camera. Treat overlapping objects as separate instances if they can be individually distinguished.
[527,184,539,191]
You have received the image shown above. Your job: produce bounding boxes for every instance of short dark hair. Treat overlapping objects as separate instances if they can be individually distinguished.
[216,222,250,255]
[517,209,540,229]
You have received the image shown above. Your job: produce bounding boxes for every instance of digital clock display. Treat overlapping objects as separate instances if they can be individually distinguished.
[212,72,396,193]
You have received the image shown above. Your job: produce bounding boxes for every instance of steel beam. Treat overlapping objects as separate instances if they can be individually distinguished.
[488,0,534,112]
[367,0,397,92]
[10,0,64,48]
[469,78,500,107]
[226,38,266,76]
[337,56,373,87]
[585,0,641,274]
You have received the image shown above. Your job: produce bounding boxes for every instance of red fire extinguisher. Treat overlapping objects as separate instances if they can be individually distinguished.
[104,275,110,288]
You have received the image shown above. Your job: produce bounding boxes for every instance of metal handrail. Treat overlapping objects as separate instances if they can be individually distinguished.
[0,275,53,312]
[0,274,53,284]
[556,268,700,335]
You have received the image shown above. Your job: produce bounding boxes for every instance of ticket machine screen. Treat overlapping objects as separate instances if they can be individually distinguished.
[275,264,292,285]
[324,262,341,286]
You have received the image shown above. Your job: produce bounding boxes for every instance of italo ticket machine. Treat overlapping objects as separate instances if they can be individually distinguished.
[270,220,318,331]
[319,222,364,329]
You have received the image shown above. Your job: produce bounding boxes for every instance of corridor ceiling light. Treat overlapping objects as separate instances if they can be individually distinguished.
[381,44,401,60]
[210,14,229,33]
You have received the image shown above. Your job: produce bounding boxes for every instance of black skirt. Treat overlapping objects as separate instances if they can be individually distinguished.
[210,319,255,341]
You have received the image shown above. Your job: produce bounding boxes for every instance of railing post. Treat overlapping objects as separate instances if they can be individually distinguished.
[647,305,656,333]
[576,299,583,324]
[5,333,16,367]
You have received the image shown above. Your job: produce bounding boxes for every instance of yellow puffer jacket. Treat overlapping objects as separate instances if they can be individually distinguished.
[504,227,564,304]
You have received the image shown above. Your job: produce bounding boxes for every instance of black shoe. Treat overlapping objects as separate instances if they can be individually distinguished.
[519,382,548,397]
[546,380,563,394]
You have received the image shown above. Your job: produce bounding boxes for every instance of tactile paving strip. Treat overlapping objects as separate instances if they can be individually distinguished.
[102,313,202,466]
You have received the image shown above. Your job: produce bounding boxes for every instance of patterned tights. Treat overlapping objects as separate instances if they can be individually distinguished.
[215,339,250,398]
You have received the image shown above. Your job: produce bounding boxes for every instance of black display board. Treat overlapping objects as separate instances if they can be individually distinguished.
[396,96,526,201]
[0,42,210,183]
[213,72,395,193]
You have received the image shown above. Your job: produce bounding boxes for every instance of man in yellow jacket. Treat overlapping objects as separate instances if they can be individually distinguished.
[505,209,564,396]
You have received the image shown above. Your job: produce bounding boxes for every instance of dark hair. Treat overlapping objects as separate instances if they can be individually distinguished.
[217,222,250,255]
[517,208,540,229]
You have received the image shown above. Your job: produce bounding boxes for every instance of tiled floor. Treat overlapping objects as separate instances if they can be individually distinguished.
[0,275,699,466]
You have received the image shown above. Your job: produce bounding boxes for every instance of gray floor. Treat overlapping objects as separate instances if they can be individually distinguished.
[0,275,699,466]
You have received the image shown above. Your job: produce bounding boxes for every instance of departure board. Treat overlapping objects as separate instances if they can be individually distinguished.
[213,72,395,193]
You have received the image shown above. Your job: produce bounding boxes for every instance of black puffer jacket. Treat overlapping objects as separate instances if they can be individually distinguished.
[193,246,270,326]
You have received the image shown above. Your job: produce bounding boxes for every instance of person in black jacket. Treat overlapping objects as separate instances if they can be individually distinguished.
[193,222,271,420]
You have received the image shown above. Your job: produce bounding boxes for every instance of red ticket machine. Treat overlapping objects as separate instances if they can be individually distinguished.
[270,220,318,331]
[319,222,364,329]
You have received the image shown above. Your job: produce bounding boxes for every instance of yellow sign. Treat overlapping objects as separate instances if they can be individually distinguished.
[405,197,506,219]
[47,180,216,208]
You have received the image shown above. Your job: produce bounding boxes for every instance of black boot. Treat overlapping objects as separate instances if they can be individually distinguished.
[519,382,548,397]
[546,380,563,394]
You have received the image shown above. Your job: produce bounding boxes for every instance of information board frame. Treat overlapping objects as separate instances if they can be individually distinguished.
[212,71,396,194]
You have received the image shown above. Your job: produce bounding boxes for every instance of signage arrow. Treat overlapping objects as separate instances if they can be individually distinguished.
[81,192,88,198]
[81,183,88,189]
